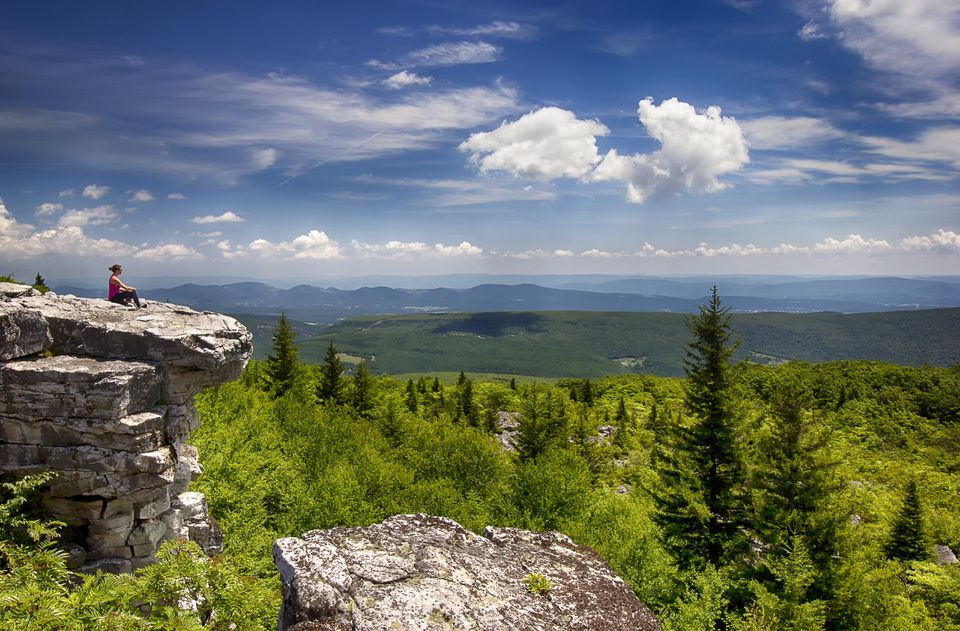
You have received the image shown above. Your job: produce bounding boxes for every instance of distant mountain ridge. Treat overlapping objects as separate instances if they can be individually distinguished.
[53,276,960,322]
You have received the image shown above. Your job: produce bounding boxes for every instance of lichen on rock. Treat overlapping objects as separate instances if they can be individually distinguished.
[274,513,662,631]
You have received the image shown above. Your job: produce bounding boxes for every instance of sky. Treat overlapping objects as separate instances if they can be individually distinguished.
[1,0,958,283]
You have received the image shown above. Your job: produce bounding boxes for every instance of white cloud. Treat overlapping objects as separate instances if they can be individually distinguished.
[813,234,891,253]
[426,21,536,40]
[900,229,960,253]
[191,211,245,224]
[167,193,187,200]
[134,243,204,261]
[250,148,278,170]
[460,107,610,180]
[35,202,63,217]
[878,94,960,120]
[747,157,950,184]
[370,41,501,70]
[827,0,960,80]
[860,128,960,167]
[434,241,482,256]
[383,71,433,90]
[0,198,135,259]
[798,22,827,41]
[128,189,153,202]
[591,97,749,203]
[122,55,145,66]
[740,116,845,150]
[58,189,75,198]
[58,205,119,228]
[506,248,576,259]
[581,249,622,258]
[245,229,342,260]
[82,184,110,199]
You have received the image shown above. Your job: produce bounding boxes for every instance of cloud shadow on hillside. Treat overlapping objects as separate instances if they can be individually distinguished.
[433,312,545,337]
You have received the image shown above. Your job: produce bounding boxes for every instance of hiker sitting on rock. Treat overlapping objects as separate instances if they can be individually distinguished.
[108,264,145,309]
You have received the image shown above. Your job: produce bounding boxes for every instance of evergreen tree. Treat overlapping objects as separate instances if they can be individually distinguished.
[404,379,419,413]
[612,396,631,453]
[317,341,344,404]
[516,385,566,461]
[351,360,374,418]
[32,272,49,293]
[263,313,299,398]
[581,379,594,406]
[752,384,841,574]
[509,377,517,391]
[885,479,928,562]
[653,287,747,569]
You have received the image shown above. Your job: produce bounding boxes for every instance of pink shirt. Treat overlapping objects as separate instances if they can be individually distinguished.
[108,275,121,299]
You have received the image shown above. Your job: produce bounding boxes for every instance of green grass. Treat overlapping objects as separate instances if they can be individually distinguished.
[291,309,960,378]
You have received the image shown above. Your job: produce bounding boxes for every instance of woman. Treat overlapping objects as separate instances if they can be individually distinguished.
[107,264,144,309]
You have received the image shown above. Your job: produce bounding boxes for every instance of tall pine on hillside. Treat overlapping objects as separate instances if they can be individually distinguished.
[653,287,748,569]
[264,313,299,398]
[317,341,344,404]
[885,479,928,562]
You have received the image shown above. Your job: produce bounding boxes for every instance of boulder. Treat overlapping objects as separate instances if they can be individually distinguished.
[0,290,251,572]
[274,513,661,631]
[936,545,958,565]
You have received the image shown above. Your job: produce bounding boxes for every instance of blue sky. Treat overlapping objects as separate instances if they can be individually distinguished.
[1,0,958,282]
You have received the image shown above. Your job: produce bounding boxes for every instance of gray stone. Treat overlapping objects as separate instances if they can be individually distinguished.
[79,557,133,575]
[0,291,250,570]
[274,513,661,631]
[936,545,958,565]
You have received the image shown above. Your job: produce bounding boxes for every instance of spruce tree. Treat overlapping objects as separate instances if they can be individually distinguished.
[351,359,373,418]
[264,313,299,398]
[516,385,565,461]
[405,379,419,413]
[317,341,344,404]
[653,287,747,569]
[885,479,928,562]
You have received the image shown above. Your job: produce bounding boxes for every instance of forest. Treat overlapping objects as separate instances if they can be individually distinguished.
[2,292,960,629]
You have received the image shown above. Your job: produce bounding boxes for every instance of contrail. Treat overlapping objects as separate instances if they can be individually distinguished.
[274,130,388,188]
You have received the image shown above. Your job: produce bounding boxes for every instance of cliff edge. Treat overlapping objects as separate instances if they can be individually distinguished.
[0,282,251,573]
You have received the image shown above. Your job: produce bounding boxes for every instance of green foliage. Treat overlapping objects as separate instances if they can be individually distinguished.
[316,341,344,404]
[524,572,553,594]
[515,384,567,461]
[350,360,374,418]
[263,313,300,398]
[886,479,929,562]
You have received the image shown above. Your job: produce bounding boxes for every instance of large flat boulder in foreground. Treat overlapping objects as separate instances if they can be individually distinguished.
[274,513,661,631]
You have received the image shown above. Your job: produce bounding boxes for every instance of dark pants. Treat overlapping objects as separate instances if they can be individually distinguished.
[110,290,142,308]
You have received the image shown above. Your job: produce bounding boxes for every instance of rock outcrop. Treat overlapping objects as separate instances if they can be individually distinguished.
[0,283,251,573]
[274,513,662,631]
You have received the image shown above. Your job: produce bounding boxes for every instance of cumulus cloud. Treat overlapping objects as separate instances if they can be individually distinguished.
[191,211,245,224]
[798,22,827,41]
[460,107,610,180]
[128,189,153,202]
[58,205,119,228]
[82,184,110,199]
[167,193,187,200]
[1,198,135,259]
[245,229,342,260]
[461,98,748,204]
[740,116,845,150]
[900,229,960,252]
[434,241,483,256]
[134,243,203,261]
[591,98,749,203]
[383,71,433,90]
[58,189,74,198]
[505,248,575,259]
[350,238,484,259]
[35,202,63,217]
[813,234,891,253]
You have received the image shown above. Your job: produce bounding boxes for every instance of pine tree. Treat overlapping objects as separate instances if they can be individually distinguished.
[516,385,566,461]
[351,359,373,418]
[32,272,49,293]
[317,341,344,404]
[752,384,841,574]
[404,379,419,413]
[885,479,928,562]
[264,313,299,398]
[581,379,594,406]
[653,287,747,569]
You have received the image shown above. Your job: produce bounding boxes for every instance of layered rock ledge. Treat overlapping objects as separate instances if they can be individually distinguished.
[274,513,662,631]
[0,282,251,573]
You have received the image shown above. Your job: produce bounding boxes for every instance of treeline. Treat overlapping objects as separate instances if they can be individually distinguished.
[2,297,960,629]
